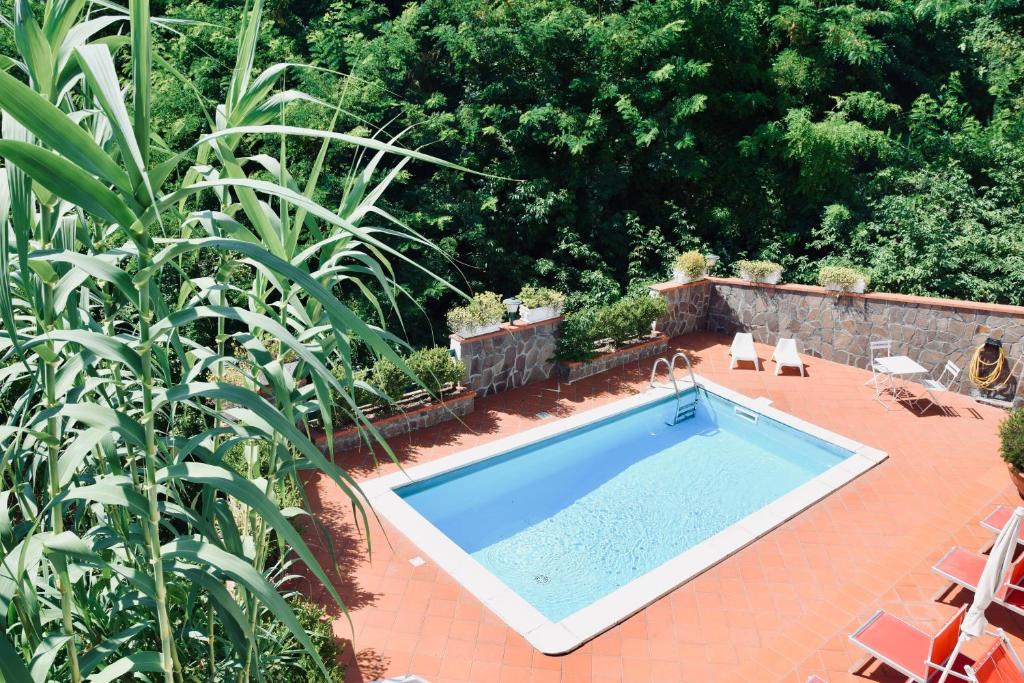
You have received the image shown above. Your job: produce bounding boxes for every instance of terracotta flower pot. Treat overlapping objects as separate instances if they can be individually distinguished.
[1009,463,1024,500]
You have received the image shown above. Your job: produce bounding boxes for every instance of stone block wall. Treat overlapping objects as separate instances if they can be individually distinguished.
[705,279,1024,405]
[449,277,1024,406]
[450,318,560,396]
[649,280,711,337]
[558,334,669,383]
[320,389,476,452]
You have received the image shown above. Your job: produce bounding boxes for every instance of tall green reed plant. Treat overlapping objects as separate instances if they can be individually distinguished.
[0,0,471,680]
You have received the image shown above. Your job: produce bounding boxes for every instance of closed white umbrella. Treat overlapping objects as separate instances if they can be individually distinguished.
[937,506,1024,683]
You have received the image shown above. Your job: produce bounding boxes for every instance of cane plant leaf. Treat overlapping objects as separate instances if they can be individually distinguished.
[29,632,71,683]
[0,141,137,228]
[160,537,329,677]
[0,71,132,193]
[86,651,163,683]
[13,0,54,99]
[0,631,33,683]
[77,623,150,676]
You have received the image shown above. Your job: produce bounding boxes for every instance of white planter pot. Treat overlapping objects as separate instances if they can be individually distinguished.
[454,322,502,338]
[740,269,782,285]
[824,279,866,294]
[672,269,707,284]
[518,305,562,323]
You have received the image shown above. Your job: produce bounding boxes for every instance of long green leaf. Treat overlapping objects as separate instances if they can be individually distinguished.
[0,69,132,193]
[0,141,137,228]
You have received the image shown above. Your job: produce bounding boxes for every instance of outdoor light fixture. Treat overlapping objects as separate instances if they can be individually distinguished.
[503,297,521,323]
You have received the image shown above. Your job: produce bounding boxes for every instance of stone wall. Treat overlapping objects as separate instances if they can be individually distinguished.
[449,318,560,396]
[705,278,1024,406]
[649,280,711,337]
[558,334,669,383]
[321,389,475,452]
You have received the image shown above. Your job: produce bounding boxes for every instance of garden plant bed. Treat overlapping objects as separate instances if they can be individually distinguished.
[317,387,476,453]
[558,332,669,383]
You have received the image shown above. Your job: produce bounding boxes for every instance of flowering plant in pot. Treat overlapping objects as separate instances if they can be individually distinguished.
[447,291,506,337]
[517,286,566,323]
[1000,410,1024,499]
[735,259,784,284]
[819,265,870,293]
[672,251,707,284]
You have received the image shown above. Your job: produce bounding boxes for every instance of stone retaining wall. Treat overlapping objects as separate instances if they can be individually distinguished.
[558,334,669,383]
[704,278,1024,406]
[450,318,560,396]
[649,280,711,337]
[321,389,476,452]
[448,278,1024,407]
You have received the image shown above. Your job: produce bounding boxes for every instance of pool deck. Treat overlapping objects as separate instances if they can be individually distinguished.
[305,332,1021,683]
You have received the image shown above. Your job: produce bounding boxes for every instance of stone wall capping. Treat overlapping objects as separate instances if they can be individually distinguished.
[647,279,712,294]
[448,316,564,343]
[705,277,1024,319]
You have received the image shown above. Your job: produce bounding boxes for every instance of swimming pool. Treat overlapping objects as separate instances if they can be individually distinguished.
[362,375,886,653]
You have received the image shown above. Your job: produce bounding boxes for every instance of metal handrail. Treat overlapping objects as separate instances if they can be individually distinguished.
[669,352,698,392]
[651,352,700,425]
[649,357,680,393]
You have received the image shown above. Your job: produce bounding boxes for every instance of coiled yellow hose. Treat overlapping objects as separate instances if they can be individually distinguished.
[970,343,1006,389]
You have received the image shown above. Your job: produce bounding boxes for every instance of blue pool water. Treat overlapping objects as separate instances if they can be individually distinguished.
[397,390,851,622]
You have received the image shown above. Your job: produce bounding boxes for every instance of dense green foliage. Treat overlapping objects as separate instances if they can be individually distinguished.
[146,0,1024,347]
[0,0,470,679]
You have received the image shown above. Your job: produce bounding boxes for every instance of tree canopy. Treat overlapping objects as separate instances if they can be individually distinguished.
[152,0,1024,343]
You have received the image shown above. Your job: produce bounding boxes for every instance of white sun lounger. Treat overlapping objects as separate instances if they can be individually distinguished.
[771,338,805,376]
[729,332,761,371]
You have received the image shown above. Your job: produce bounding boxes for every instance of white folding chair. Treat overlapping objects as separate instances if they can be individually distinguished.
[864,339,894,388]
[915,360,961,415]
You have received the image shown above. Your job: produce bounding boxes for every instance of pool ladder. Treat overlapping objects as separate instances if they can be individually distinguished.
[650,352,700,425]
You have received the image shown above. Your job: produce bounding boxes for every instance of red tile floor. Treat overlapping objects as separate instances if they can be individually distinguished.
[304,332,1022,683]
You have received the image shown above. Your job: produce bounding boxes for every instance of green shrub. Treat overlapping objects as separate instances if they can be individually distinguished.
[446,291,505,333]
[266,598,346,682]
[407,346,466,397]
[1000,410,1024,472]
[517,285,565,309]
[673,251,707,279]
[554,308,600,362]
[818,265,871,291]
[369,357,412,406]
[735,259,784,282]
[328,348,465,422]
[555,294,666,360]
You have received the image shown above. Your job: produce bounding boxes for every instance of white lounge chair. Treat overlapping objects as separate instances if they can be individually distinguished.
[915,360,961,415]
[730,332,761,371]
[771,338,805,376]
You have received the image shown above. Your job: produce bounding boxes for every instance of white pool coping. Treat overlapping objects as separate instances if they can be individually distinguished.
[360,374,887,654]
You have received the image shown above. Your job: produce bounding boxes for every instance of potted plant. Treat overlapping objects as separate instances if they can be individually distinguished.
[672,251,708,284]
[735,259,784,285]
[446,291,506,337]
[1001,409,1024,499]
[517,286,566,323]
[819,265,870,294]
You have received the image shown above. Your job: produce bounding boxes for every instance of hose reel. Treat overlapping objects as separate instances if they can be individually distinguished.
[970,337,1009,390]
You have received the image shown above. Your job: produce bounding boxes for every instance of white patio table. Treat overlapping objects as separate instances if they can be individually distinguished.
[873,355,927,410]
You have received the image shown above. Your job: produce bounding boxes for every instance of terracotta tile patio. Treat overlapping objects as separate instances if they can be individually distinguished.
[304,332,1022,683]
